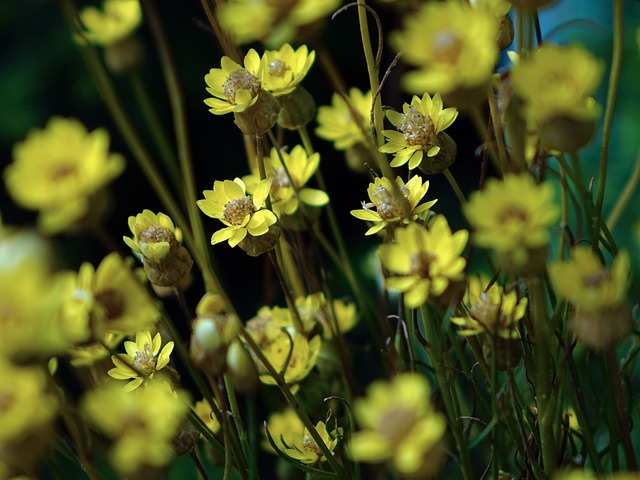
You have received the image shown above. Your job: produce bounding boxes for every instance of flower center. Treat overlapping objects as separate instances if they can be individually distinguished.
[302,434,324,458]
[399,106,435,147]
[0,389,15,413]
[139,225,175,246]
[469,292,500,330]
[94,289,125,320]
[370,185,410,220]
[379,407,418,444]
[222,69,261,105]
[50,164,77,181]
[432,30,463,64]
[583,270,611,288]
[498,206,528,225]
[223,196,255,225]
[410,251,436,278]
[269,59,290,79]
[133,342,158,376]
[271,168,291,192]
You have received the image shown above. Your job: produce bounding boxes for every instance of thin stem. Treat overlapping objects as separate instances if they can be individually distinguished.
[606,151,640,231]
[190,450,210,480]
[443,168,466,205]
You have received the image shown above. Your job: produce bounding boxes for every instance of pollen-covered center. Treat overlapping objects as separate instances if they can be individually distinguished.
[268,59,290,79]
[223,196,255,225]
[302,434,324,458]
[410,251,436,278]
[432,30,463,64]
[370,185,410,220]
[132,342,157,376]
[222,69,261,105]
[139,225,175,247]
[95,289,125,320]
[583,269,612,289]
[469,292,500,330]
[271,168,291,192]
[50,163,78,181]
[379,407,418,444]
[399,106,435,147]
[498,205,528,225]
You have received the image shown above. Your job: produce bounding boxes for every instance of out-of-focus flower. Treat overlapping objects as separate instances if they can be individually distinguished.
[193,399,221,435]
[262,44,315,96]
[349,373,446,477]
[316,88,372,150]
[379,216,468,308]
[390,1,498,102]
[464,174,559,272]
[3,117,124,234]
[69,332,124,367]
[78,0,142,46]
[197,177,278,248]
[123,210,193,287]
[81,381,188,475]
[380,92,458,171]
[549,247,631,349]
[294,293,360,339]
[108,330,175,392]
[351,175,437,236]
[218,0,339,47]
[264,408,342,464]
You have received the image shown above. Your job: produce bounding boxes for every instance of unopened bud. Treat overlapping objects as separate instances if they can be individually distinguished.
[104,35,144,74]
[226,340,258,394]
[277,86,316,130]
[234,90,281,136]
[538,115,596,152]
[417,131,457,175]
[238,223,282,257]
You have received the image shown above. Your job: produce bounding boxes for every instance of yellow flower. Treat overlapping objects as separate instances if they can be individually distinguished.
[315,88,372,150]
[64,253,160,339]
[193,399,221,435]
[244,146,329,217]
[451,275,528,339]
[204,50,263,115]
[264,408,342,464]
[79,0,142,46]
[471,0,512,17]
[197,177,278,248]
[69,332,124,367]
[81,381,188,474]
[293,293,359,338]
[351,175,437,236]
[464,174,559,269]
[349,373,446,477]
[262,44,315,96]
[379,216,468,308]
[4,117,125,234]
[380,92,458,170]
[511,43,604,124]
[108,330,175,392]
[390,1,498,96]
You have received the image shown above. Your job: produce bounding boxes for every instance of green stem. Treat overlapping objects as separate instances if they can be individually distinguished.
[606,151,640,231]
[190,450,211,480]
[443,168,466,205]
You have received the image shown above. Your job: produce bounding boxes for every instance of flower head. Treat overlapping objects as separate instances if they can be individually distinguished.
[69,332,124,367]
[379,216,468,308]
[380,93,458,170]
[264,408,342,465]
[315,88,372,150]
[262,44,315,96]
[464,174,559,269]
[390,1,498,96]
[108,330,175,392]
[204,50,263,115]
[4,117,125,234]
[349,373,446,477]
[451,275,527,339]
[193,399,221,435]
[197,177,278,248]
[511,43,604,124]
[79,0,142,46]
[351,175,437,236]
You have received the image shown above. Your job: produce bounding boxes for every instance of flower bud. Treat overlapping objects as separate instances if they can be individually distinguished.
[345,142,376,174]
[233,90,281,136]
[497,15,514,51]
[571,302,632,350]
[482,336,523,370]
[417,131,457,175]
[238,222,282,257]
[538,115,596,152]
[104,36,144,74]
[171,419,200,456]
[277,86,316,130]
[226,340,258,394]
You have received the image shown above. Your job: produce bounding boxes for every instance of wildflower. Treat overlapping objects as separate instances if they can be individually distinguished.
[315,88,372,150]
[471,0,514,50]
[78,0,142,47]
[379,216,468,308]
[390,1,498,103]
[69,332,124,367]
[349,373,447,477]
[123,210,193,287]
[197,177,278,249]
[193,399,221,435]
[511,44,603,151]
[351,175,437,236]
[264,408,342,464]
[294,293,359,338]
[225,340,259,393]
[380,92,458,171]
[4,117,125,234]
[0,358,59,470]
[262,44,315,96]
[108,330,175,392]
[64,253,160,339]
[244,146,329,219]
[81,381,188,475]
[549,247,631,349]
[464,174,559,272]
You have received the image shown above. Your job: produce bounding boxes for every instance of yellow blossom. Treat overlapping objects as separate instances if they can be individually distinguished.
[351,175,437,236]
[261,44,315,96]
[3,117,125,234]
[69,332,124,367]
[204,50,263,115]
[197,177,278,248]
[349,373,446,477]
[380,92,458,170]
[294,293,359,338]
[264,408,342,464]
[79,0,142,46]
[81,381,188,474]
[379,216,468,308]
[193,399,221,435]
[315,88,372,150]
[390,1,498,97]
[451,275,528,339]
[108,330,175,392]
[511,43,604,124]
